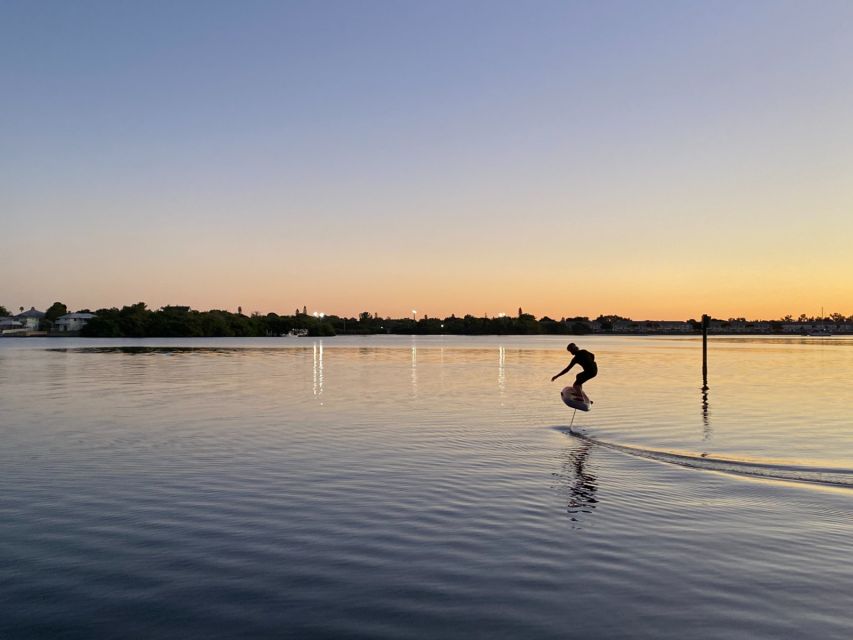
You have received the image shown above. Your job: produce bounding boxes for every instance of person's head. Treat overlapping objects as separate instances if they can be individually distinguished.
[567,343,578,354]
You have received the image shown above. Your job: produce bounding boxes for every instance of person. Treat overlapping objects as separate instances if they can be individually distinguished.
[552,343,597,397]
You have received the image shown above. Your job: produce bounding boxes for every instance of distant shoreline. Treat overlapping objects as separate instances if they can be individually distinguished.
[3,330,850,339]
[4,303,851,339]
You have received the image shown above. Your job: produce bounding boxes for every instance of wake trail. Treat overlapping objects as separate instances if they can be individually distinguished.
[559,427,853,488]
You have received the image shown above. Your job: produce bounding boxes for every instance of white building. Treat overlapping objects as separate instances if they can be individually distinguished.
[55,313,97,333]
[0,317,25,335]
[14,307,45,330]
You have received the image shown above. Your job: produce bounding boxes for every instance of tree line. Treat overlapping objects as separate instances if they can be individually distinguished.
[72,304,593,337]
[3,302,853,337]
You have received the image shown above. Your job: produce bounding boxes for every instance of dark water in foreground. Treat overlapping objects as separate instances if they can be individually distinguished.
[1,336,852,638]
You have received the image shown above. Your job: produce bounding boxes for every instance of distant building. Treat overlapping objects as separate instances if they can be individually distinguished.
[0,317,25,334]
[649,320,693,333]
[15,307,45,330]
[55,312,97,333]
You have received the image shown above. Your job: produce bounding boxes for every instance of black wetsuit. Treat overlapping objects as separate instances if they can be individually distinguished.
[570,349,598,386]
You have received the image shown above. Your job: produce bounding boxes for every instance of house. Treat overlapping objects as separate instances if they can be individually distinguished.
[55,312,97,333]
[15,307,45,330]
[654,320,694,333]
[0,317,25,335]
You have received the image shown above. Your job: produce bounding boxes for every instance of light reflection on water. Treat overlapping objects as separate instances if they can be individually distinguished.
[313,340,324,402]
[411,337,417,397]
[498,345,506,402]
[1,335,853,638]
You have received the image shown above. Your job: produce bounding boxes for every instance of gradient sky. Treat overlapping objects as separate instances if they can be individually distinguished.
[2,1,852,320]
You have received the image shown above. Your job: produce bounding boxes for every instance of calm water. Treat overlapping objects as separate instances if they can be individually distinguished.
[1,335,852,638]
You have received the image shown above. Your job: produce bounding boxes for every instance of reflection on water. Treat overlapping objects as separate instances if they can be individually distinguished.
[554,442,599,523]
[411,338,417,396]
[498,345,506,400]
[47,346,249,354]
[700,349,712,440]
[313,340,324,401]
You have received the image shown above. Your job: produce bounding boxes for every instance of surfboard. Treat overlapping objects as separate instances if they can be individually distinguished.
[561,386,592,412]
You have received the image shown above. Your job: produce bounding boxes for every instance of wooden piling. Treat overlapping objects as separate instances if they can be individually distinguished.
[701,314,709,386]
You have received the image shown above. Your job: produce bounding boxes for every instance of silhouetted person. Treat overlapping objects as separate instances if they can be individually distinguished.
[552,342,597,397]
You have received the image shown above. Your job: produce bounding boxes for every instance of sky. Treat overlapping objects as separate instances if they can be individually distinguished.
[2,0,852,320]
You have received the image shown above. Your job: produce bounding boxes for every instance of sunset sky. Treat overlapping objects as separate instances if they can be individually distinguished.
[2,1,852,320]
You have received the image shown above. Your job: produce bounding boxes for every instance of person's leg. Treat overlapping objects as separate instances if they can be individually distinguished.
[574,369,596,396]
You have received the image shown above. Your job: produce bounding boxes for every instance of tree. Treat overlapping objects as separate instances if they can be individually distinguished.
[200,311,234,337]
[265,313,294,337]
[516,313,541,334]
[569,321,592,335]
[81,315,120,337]
[118,303,150,337]
[0,305,8,317]
[45,302,68,323]
[539,316,568,334]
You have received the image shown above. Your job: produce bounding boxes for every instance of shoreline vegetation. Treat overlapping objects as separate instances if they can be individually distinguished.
[2,303,853,338]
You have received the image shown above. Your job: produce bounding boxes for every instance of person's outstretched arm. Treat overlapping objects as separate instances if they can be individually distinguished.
[551,358,576,382]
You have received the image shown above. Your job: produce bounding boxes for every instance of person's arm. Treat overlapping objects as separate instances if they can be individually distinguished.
[551,357,577,382]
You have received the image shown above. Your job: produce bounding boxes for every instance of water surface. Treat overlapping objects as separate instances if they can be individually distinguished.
[1,335,852,638]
